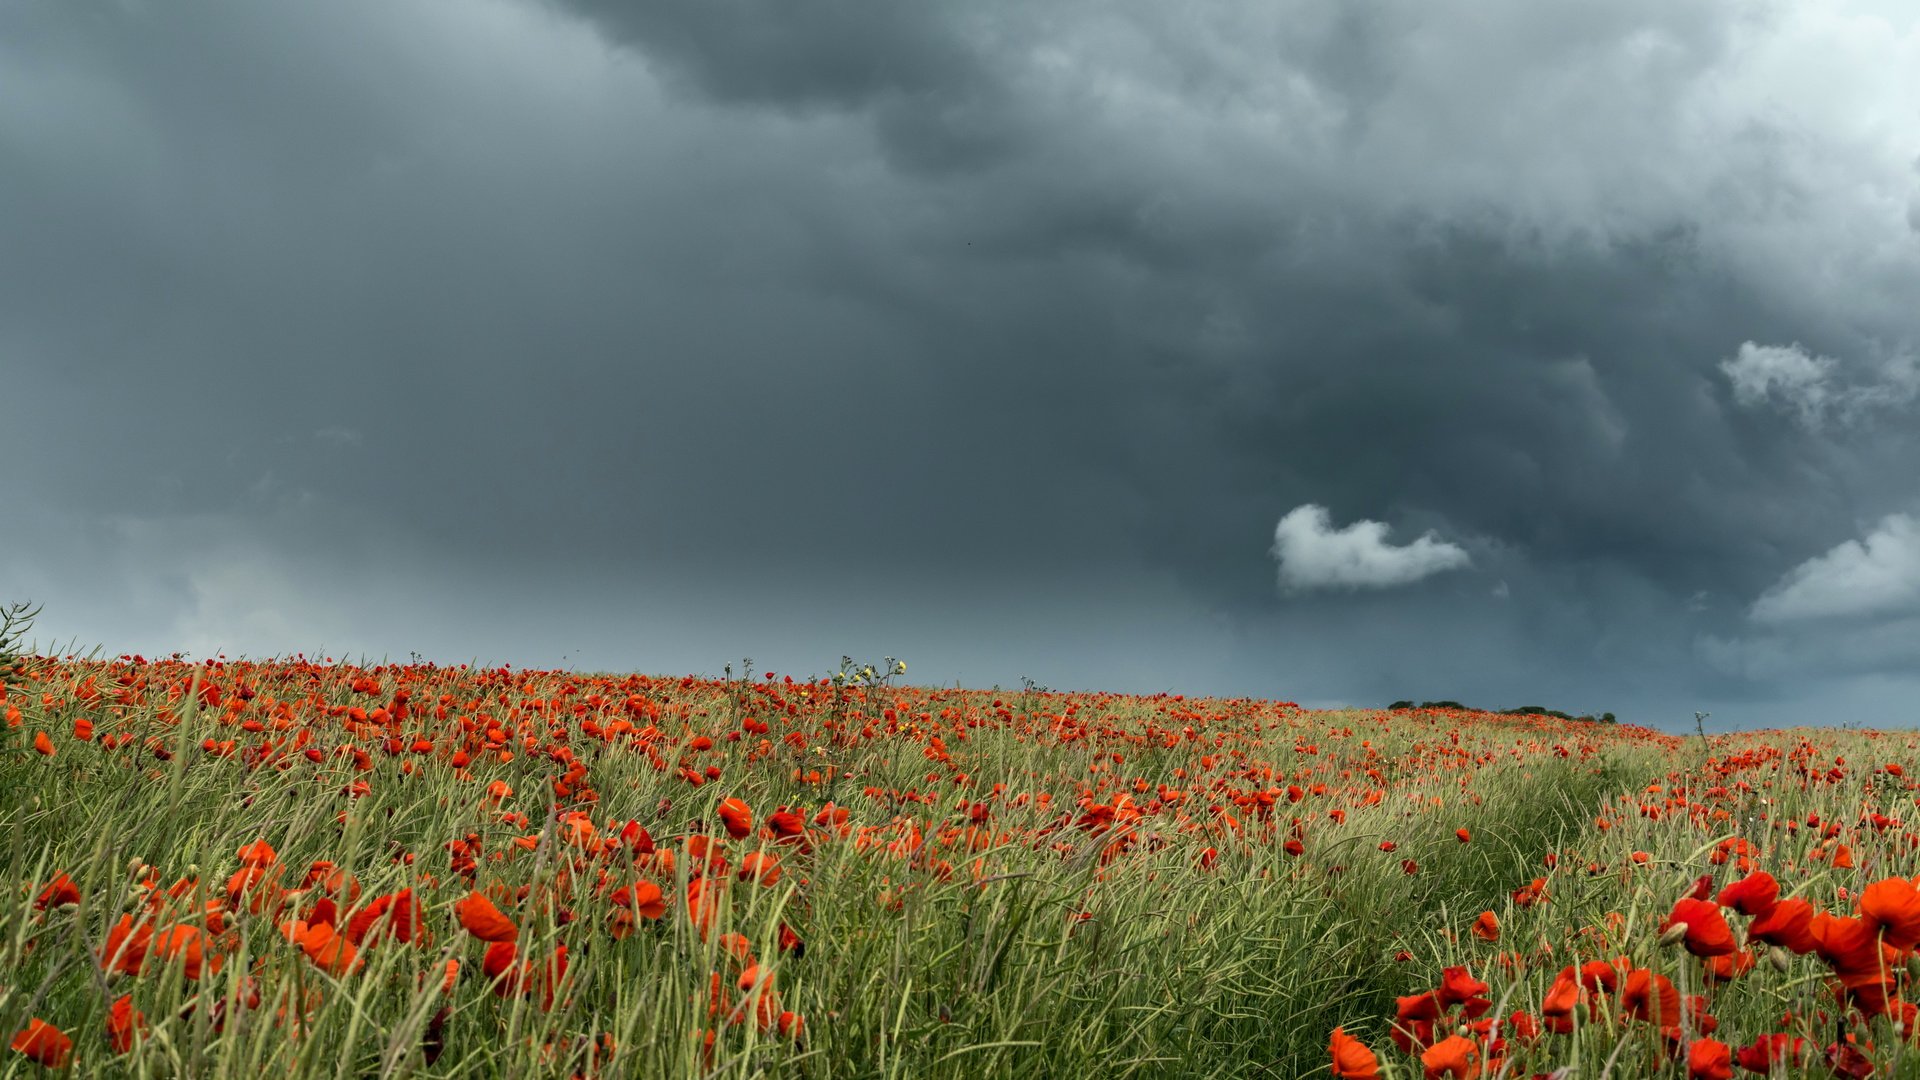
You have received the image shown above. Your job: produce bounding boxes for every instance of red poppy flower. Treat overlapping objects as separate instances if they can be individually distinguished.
[1747,898,1817,954]
[33,871,81,911]
[1716,871,1779,917]
[455,891,519,942]
[778,922,805,956]
[153,924,218,981]
[1578,958,1623,993]
[1540,967,1582,1025]
[1620,968,1681,1027]
[1437,966,1490,1007]
[1660,898,1737,957]
[1329,1027,1382,1079]
[1734,1033,1807,1072]
[1703,948,1755,984]
[483,940,520,995]
[1810,913,1895,999]
[1421,1033,1482,1079]
[1392,1017,1436,1055]
[100,914,153,976]
[1826,1040,1873,1078]
[718,798,754,840]
[737,852,782,885]
[347,889,425,945]
[107,994,146,1054]
[1394,989,1442,1048]
[1512,878,1548,907]
[1857,876,1920,949]
[10,1019,70,1068]
[611,880,668,920]
[1687,1037,1732,1080]
[1471,911,1499,942]
[290,919,363,976]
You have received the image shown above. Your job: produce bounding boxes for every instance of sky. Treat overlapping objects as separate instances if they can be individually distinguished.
[5,0,1920,730]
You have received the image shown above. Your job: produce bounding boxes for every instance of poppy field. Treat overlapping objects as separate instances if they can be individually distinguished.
[4,653,1920,1078]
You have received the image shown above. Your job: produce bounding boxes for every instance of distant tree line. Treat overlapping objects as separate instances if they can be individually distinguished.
[1384,699,1616,724]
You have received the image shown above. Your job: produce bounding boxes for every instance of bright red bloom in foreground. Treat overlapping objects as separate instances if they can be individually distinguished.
[1540,967,1582,1032]
[611,879,668,920]
[738,851,782,885]
[1620,968,1681,1026]
[766,810,805,839]
[101,914,154,976]
[455,891,519,942]
[1661,898,1737,957]
[288,919,363,976]
[1747,897,1817,954]
[347,889,425,945]
[718,797,754,840]
[1329,1027,1381,1079]
[1688,1037,1733,1080]
[1856,876,1920,949]
[1436,966,1490,1008]
[153,924,218,980]
[11,1019,71,1068]
[1421,1034,1482,1079]
[1810,913,1895,1002]
[1716,871,1779,917]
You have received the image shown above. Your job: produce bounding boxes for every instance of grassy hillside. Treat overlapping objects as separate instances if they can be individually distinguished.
[2,654,1916,1077]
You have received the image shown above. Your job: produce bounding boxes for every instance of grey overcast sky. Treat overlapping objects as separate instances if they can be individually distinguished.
[6,0,1920,728]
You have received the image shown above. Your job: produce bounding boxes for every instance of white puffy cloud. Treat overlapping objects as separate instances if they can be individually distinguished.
[1750,513,1920,622]
[1720,342,1918,429]
[1271,504,1471,592]
[1720,342,1838,426]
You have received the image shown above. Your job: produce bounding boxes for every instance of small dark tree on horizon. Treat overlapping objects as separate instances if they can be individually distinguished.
[1384,695,1616,723]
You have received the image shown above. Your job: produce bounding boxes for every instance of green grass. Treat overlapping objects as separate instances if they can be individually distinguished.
[1,659,1916,1077]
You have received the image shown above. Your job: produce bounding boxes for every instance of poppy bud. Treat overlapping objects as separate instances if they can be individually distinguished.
[1658,921,1690,948]
[1768,946,1792,974]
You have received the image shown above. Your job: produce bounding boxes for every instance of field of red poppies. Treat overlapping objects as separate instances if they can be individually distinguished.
[2,653,1917,1077]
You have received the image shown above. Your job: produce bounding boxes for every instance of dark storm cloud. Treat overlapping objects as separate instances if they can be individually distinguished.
[5,0,1920,724]
[546,0,981,110]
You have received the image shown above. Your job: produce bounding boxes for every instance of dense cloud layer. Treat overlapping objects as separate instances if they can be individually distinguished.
[4,0,1919,727]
